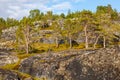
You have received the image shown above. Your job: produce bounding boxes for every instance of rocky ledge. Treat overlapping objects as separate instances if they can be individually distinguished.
[0,69,33,80]
[0,51,19,66]
[18,48,120,80]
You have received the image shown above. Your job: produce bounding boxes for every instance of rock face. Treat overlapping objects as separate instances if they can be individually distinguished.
[0,51,19,66]
[0,69,20,80]
[0,69,33,80]
[19,48,120,80]
[0,26,17,50]
[1,26,17,41]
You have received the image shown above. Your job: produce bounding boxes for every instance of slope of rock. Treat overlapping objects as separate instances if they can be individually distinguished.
[0,68,34,80]
[19,48,120,80]
[0,51,19,66]
[0,69,20,80]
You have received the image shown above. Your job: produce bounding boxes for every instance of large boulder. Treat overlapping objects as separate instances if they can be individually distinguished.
[19,48,120,80]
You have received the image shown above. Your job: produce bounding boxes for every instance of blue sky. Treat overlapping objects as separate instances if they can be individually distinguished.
[72,0,120,12]
[0,0,119,19]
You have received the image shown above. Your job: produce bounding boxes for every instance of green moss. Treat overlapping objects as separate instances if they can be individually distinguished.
[53,44,68,52]
[34,77,48,80]
[14,70,32,79]
[95,44,102,48]
[74,43,85,49]
[0,60,21,70]
[31,43,52,52]
[39,60,46,63]
[17,53,35,59]
[1,53,35,70]
[45,34,52,37]
[31,43,69,53]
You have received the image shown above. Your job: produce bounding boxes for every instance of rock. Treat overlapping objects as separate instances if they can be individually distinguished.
[39,30,53,34]
[1,26,18,41]
[0,69,20,80]
[19,48,120,80]
[40,37,55,44]
[24,77,33,80]
[0,69,34,80]
[0,51,19,66]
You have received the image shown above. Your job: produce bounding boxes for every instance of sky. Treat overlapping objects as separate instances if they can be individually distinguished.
[0,0,119,19]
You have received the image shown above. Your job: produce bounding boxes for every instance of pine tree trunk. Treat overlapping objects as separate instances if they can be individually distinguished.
[69,33,72,49]
[84,25,88,49]
[103,36,106,48]
[25,25,30,54]
[55,37,59,48]
[93,35,100,48]
[70,37,72,49]
[25,38,29,54]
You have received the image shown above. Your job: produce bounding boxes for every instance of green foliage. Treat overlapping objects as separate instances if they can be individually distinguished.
[66,9,74,18]
[0,17,6,36]
[0,4,120,52]
[0,17,6,27]
[60,13,65,18]
[95,4,120,48]
[6,18,19,28]
[29,9,42,21]
[79,10,94,26]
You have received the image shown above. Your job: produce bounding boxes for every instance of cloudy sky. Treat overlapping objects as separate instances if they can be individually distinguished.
[0,0,119,19]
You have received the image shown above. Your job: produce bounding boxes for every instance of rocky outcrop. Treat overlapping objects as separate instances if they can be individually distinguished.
[0,69,20,80]
[0,26,17,50]
[0,51,19,66]
[0,69,33,80]
[1,26,18,41]
[19,48,120,80]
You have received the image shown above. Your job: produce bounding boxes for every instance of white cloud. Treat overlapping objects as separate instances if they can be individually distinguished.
[71,0,85,2]
[52,2,71,10]
[0,0,78,19]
